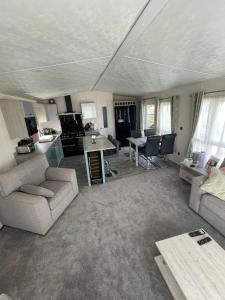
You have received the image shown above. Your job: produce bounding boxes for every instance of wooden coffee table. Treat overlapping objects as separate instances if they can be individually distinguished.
[155,230,225,299]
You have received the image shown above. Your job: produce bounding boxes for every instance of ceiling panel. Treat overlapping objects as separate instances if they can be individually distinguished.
[0,58,109,98]
[0,0,147,72]
[2,0,225,98]
[96,57,212,94]
[126,0,225,76]
[0,0,147,98]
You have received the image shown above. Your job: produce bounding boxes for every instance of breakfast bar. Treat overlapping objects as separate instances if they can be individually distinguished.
[83,135,115,187]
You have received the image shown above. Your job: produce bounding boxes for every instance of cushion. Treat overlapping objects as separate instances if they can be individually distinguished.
[40,180,71,210]
[20,184,54,198]
[18,155,49,186]
[200,167,225,201]
[0,155,48,197]
[0,169,22,197]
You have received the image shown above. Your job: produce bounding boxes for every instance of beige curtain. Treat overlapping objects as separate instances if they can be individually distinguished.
[140,99,144,130]
[171,96,180,133]
[187,91,204,157]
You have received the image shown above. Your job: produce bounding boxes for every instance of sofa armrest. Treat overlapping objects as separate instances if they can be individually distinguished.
[46,167,79,195]
[0,192,52,235]
[189,175,208,213]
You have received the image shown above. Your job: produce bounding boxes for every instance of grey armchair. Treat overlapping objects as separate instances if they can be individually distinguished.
[0,155,78,235]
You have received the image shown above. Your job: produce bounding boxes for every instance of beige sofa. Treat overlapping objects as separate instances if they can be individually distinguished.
[189,175,225,236]
[0,155,78,235]
[0,294,11,300]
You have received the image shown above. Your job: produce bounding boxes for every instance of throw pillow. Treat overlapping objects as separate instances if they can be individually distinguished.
[20,184,54,198]
[201,167,225,201]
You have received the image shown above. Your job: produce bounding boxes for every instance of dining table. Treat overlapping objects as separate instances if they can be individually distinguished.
[127,136,147,167]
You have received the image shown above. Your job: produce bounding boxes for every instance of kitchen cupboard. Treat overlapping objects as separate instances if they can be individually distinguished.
[22,101,35,117]
[33,103,47,125]
[45,136,64,167]
[45,104,59,121]
[0,101,28,139]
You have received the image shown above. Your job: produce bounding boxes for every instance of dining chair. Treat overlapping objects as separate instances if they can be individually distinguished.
[160,133,177,159]
[139,135,161,168]
[130,129,142,138]
[144,128,156,137]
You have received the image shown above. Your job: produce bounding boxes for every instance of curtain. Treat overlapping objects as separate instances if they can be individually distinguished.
[140,99,144,130]
[158,100,171,134]
[171,96,179,133]
[187,91,204,157]
[135,97,142,130]
[192,94,225,161]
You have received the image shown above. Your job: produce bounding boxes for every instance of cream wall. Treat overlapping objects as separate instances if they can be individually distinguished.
[144,77,225,164]
[0,106,17,172]
[55,91,115,137]
[0,98,35,173]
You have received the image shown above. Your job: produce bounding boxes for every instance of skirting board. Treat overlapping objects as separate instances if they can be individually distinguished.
[154,255,186,300]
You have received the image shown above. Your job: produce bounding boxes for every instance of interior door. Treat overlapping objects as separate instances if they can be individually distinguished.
[99,105,109,137]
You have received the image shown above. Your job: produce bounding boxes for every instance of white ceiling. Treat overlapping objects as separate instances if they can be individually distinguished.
[1,0,225,99]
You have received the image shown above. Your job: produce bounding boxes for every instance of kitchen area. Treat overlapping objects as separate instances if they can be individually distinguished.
[4,99,65,168]
[0,92,116,186]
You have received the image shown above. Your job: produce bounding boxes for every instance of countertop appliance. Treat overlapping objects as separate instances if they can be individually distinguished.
[17,138,35,154]
[43,128,57,135]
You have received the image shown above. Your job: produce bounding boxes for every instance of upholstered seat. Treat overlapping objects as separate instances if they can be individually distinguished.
[200,194,225,221]
[0,155,79,235]
[190,175,225,237]
[40,180,71,210]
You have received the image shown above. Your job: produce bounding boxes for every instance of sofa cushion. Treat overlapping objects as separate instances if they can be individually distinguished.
[19,155,49,186]
[201,167,225,201]
[0,170,22,197]
[20,184,54,198]
[0,155,49,197]
[40,180,71,210]
[201,193,225,221]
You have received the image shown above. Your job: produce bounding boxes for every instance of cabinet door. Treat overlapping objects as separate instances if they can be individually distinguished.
[23,101,35,117]
[55,138,64,166]
[0,101,28,139]
[46,104,59,121]
[33,103,47,125]
[46,146,57,167]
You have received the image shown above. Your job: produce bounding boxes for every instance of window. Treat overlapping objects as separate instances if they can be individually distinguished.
[143,100,156,129]
[158,101,171,134]
[192,95,225,160]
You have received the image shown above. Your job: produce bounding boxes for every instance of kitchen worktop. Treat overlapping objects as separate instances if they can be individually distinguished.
[83,135,115,152]
[35,134,61,154]
[15,133,62,164]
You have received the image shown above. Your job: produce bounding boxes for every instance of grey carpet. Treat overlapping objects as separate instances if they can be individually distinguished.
[0,167,225,300]
[60,147,172,189]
